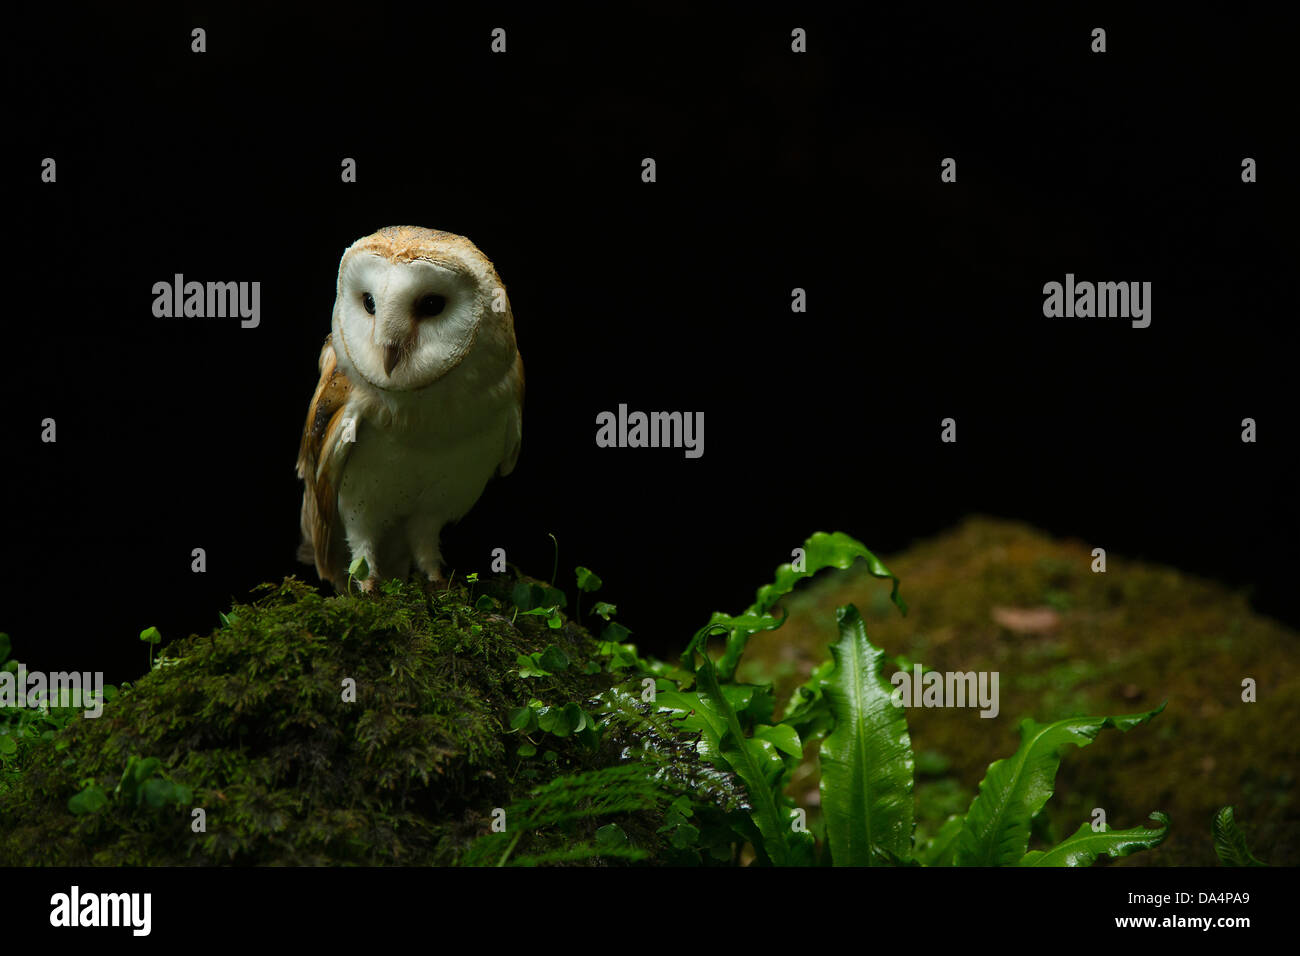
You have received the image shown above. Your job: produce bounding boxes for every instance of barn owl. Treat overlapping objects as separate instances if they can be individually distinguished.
[296,226,523,592]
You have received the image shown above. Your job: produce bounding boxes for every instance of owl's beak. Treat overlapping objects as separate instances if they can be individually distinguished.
[383,344,403,377]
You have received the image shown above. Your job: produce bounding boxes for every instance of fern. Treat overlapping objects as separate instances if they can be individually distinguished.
[1213,806,1267,866]
[458,763,670,866]
[596,688,748,813]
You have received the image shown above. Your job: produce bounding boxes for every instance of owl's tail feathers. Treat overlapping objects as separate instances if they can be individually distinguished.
[297,493,320,566]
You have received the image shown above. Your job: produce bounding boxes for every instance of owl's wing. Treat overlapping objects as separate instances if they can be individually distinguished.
[497,351,524,477]
[296,334,356,585]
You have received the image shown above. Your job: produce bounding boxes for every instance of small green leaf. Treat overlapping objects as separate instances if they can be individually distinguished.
[737,729,796,788]
[508,706,537,732]
[720,683,755,712]
[537,707,572,737]
[598,640,642,672]
[661,808,687,830]
[669,823,700,849]
[515,654,550,679]
[1213,806,1267,866]
[540,587,568,610]
[139,626,162,645]
[142,777,174,808]
[0,735,17,755]
[602,622,632,643]
[752,722,802,759]
[655,688,727,758]
[521,605,562,629]
[475,594,495,611]
[537,645,570,672]
[596,823,627,848]
[561,702,587,733]
[707,842,732,862]
[575,567,603,593]
[511,581,540,610]
[590,602,617,621]
[517,743,537,757]
[348,555,369,580]
[68,785,109,815]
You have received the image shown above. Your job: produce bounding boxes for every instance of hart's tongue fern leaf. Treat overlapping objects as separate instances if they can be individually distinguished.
[953,704,1166,866]
[817,605,915,865]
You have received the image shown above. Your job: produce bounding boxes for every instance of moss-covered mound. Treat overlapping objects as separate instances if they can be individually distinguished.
[0,575,628,865]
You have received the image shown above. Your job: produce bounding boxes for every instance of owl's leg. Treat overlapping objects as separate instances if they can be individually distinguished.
[408,516,448,589]
[342,536,383,595]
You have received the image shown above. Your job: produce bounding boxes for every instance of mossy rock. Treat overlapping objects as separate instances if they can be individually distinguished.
[0,575,629,865]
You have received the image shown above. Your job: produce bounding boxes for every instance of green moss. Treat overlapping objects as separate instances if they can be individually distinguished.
[0,575,632,865]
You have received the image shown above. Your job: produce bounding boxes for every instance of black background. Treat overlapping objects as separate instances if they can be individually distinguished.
[4,6,1295,685]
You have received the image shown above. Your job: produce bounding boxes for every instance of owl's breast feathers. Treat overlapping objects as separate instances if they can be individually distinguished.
[297,335,524,585]
[295,335,356,577]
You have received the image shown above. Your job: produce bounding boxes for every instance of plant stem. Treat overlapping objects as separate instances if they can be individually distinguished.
[497,830,523,867]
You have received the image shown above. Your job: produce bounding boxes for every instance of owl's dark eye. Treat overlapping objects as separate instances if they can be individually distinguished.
[362,292,376,315]
[417,294,447,318]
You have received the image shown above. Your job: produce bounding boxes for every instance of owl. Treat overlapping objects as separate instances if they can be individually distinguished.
[296,226,523,592]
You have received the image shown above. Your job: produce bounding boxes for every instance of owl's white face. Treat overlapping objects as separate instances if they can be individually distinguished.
[333,253,483,392]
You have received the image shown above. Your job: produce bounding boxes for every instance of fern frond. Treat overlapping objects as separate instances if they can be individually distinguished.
[597,688,748,813]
